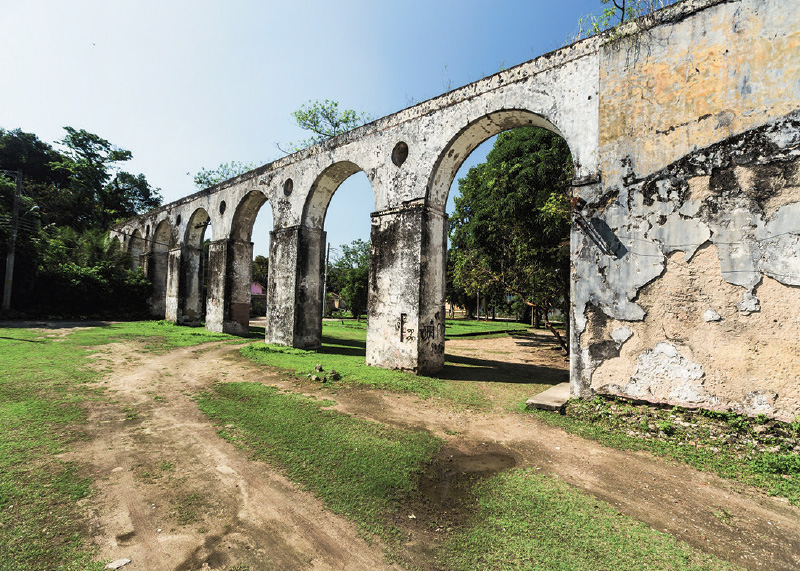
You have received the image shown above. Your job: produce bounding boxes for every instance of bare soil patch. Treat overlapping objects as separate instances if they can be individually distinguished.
[66,331,800,570]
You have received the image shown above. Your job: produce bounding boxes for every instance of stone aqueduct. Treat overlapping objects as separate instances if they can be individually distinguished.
[114,0,800,420]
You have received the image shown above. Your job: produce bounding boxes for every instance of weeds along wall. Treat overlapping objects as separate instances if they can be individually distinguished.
[571,0,800,421]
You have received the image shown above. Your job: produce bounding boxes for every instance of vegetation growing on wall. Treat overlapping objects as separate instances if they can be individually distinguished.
[574,0,682,40]
[279,99,372,154]
[191,160,257,190]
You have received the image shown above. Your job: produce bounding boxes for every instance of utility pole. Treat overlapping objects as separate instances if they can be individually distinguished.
[322,242,330,319]
[2,170,21,313]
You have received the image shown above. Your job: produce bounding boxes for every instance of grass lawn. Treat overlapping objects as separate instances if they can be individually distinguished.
[244,320,495,409]
[442,318,531,337]
[0,321,242,571]
[196,382,441,542]
[0,320,770,570]
[246,319,800,510]
[243,319,555,411]
[197,370,742,570]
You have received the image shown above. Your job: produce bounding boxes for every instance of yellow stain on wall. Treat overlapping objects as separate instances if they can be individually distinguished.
[598,0,800,187]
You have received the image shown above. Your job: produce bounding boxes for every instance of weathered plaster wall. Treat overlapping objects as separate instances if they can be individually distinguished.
[596,0,800,193]
[574,0,800,420]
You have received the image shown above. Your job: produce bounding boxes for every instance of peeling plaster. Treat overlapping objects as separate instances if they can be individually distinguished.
[574,111,800,337]
[623,342,709,404]
[611,326,633,348]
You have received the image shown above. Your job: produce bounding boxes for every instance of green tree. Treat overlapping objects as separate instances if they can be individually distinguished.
[281,100,371,153]
[51,127,162,229]
[0,128,72,227]
[327,239,369,321]
[252,254,269,287]
[0,126,160,314]
[191,160,257,190]
[449,127,572,351]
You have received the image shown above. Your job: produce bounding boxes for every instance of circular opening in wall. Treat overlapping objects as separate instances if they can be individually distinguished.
[283,178,293,196]
[219,200,226,214]
[176,214,182,226]
[392,141,409,167]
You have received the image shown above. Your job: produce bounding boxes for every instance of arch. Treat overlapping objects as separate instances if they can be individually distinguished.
[152,219,173,251]
[128,229,145,270]
[149,219,172,318]
[109,235,122,260]
[405,109,575,374]
[426,109,572,212]
[282,161,375,349]
[302,160,372,229]
[231,190,269,242]
[179,208,212,325]
[184,208,211,248]
[220,189,273,335]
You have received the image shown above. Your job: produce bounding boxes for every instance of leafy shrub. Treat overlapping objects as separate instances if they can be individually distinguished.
[33,262,151,318]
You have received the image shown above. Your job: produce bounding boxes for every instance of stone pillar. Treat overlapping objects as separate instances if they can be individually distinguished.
[366,199,447,375]
[295,226,326,349]
[164,247,182,323]
[225,239,254,335]
[205,239,254,335]
[266,226,298,346]
[149,249,169,318]
[204,240,228,333]
[266,226,326,349]
[138,252,150,276]
[179,244,204,326]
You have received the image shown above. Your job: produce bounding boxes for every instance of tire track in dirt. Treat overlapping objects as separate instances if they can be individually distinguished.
[69,342,401,571]
[70,337,800,570]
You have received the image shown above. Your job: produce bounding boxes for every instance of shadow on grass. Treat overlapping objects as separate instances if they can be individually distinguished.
[439,353,568,386]
[321,335,366,349]
[0,335,47,343]
[246,319,568,386]
[0,320,114,329]
[510,331,568,351]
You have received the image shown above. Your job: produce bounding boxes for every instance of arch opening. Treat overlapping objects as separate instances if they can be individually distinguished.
[150,219,172,318]
[428,109,570,212]
[303,161,375,231]
[226,189,273,335]
[423,109,574,380]
[288,162,374,349]
[179,208,212,326]
[128,229,144,271]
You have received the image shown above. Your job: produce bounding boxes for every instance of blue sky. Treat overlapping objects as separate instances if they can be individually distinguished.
[0,0,607,258]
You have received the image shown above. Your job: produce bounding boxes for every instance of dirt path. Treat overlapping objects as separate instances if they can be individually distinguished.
[69,342,402,571]
[67,334,800,570]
